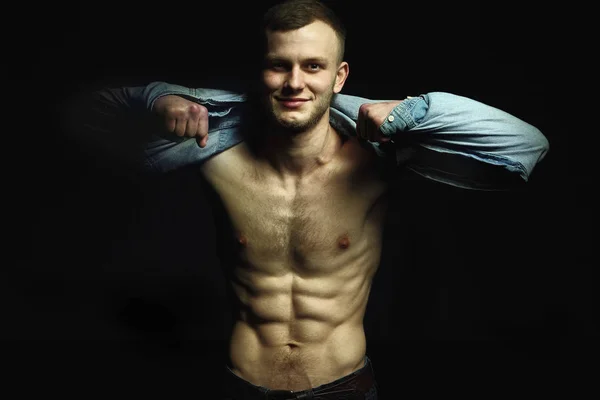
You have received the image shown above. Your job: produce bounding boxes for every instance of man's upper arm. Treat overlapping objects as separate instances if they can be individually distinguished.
[379,93,549,190]
[59,86,153,171]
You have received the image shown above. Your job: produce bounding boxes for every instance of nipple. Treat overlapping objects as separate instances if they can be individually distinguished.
[235,232,248,247]
[338,234,350,250]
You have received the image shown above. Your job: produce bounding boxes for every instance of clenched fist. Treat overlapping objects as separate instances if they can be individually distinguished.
[153,95,209,148]
[357,100,402,143]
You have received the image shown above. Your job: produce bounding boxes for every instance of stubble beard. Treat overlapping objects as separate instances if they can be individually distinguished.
[267,89,334,134]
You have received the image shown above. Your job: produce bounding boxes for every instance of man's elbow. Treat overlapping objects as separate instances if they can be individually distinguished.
[528,125,550,162]
[515,124,550,184]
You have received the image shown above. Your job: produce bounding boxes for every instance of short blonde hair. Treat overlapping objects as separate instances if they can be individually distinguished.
[262,0,346,63]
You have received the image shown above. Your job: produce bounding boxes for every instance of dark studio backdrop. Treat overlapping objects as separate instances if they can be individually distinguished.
[7,0,593,397]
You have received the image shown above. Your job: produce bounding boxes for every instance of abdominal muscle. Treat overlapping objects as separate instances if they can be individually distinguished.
[227,266,372,391]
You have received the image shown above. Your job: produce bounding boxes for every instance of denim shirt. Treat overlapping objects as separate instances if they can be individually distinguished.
[92,81,549,190]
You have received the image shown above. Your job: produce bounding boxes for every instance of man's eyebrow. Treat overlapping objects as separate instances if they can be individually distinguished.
[304,57,329,65]
[265,55,329,65]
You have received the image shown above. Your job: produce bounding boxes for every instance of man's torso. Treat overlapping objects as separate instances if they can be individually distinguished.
[199,130,389,390]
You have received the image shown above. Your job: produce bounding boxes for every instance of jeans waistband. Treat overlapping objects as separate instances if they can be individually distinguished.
[224,356,377,399]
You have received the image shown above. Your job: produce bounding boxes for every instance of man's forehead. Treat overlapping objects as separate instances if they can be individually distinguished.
[265,21,339,60]
[266,21,337,48]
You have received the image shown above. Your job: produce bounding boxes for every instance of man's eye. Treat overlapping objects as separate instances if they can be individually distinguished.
[308,64,320,71]
[270,62,286,70]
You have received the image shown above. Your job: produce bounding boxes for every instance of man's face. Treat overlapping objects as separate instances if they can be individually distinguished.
[261,20,348,133]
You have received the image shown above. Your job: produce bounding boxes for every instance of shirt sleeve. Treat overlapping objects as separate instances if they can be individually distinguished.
[378,93,550,190]
[60,82,247,173]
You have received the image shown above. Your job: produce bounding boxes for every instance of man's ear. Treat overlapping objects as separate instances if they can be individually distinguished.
[333,61,349,94]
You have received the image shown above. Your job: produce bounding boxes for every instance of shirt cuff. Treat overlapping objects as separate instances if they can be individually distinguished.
[379,95,429,137]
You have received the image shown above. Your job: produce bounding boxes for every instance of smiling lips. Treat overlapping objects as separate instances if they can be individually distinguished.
[277,97,309,109]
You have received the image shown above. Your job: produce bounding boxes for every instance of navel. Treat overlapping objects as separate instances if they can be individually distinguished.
[338,234,350,250]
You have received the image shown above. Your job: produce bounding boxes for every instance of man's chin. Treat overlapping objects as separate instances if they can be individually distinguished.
[267,104,323,133]
[270,113,310,132]
[276,119,309,133]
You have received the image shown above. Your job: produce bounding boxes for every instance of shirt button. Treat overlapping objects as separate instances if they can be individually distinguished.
[387,115,395,122]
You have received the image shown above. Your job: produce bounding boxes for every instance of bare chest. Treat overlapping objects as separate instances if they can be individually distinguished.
[201,141,389,271]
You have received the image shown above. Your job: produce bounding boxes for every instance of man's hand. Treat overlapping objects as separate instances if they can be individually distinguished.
[153,95,209,148]
[357,100,402,143]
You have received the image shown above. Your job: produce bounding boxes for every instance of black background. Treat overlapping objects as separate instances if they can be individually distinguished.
[7,1,593,398]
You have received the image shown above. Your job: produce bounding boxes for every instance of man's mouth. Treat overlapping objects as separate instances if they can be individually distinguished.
[277,97,309,109]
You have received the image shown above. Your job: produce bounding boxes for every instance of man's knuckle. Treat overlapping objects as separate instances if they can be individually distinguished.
[189,103,202,116]
[198,106,208,119]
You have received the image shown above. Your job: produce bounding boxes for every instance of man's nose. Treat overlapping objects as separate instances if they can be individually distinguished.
[284,67,305,90]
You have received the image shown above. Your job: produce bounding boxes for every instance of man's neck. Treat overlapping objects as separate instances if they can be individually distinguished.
[262,117,342,180]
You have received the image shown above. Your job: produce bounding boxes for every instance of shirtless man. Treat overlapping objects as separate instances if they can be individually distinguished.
[66,1,548,398]
[190,8,388,395]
